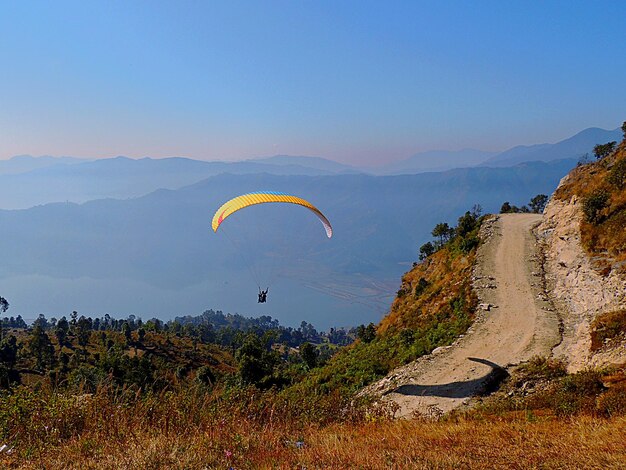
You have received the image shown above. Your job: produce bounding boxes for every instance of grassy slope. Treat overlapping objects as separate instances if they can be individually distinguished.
[285,229,478,398]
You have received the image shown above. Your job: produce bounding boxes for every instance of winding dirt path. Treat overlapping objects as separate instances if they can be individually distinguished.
[370,214,561,417]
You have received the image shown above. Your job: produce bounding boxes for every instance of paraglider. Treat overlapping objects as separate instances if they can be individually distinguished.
[211,191,333,301]
[211,191,333,238]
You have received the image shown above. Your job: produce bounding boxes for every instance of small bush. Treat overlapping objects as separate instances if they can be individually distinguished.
[582,189,609,224]
[596,382,626,417]
[607,157,626,189]
[590,309,626,350]
[553,370,606,417]
[517,356,567,381]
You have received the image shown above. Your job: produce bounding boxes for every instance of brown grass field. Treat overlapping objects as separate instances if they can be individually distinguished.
[1,384,624,469]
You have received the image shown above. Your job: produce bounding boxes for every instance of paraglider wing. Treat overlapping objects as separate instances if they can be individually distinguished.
[211,191,333,238]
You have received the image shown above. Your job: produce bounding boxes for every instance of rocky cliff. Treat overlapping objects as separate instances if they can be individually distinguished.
[538,154,626,371]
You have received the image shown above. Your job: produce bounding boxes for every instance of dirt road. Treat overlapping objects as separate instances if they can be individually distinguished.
[372,214,561,417]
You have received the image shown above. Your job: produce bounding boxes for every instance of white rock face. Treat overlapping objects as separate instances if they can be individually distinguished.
[537,192,626,371]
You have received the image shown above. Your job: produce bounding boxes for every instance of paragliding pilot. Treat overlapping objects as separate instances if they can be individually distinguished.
[258,288,268,303]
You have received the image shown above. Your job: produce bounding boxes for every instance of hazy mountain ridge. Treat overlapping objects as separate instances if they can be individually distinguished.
[481,127,622,167]
[0,156,342,209]
[1,126,617,209]
[375,148,497,174]
[246,155,363,174]
[0,154,89,176]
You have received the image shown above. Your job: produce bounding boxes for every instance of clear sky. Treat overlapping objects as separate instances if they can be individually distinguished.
[1,0,625,166]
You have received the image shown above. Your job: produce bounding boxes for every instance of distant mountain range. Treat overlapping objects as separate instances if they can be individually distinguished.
[247,155,361,174]
[0,158,576,328]
[0,126,619,209]
[372,126,621,174]
[0,156,349,209]
[0,154,88,176]
[376,149,497,174]
[480,127,622,167]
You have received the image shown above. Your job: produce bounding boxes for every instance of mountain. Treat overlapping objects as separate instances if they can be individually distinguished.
[0,154,88,175]
[0,156,346,210]
[248,155,363,174]
[376,149,496,174]
[0,158,576,328]
[481,127,622,167]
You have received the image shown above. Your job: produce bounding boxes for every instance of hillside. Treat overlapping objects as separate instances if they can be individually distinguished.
[358,126,626,415]
[538,134,626,371]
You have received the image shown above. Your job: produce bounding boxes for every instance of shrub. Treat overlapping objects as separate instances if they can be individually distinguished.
[517,356,567,381]
[414,278,429,297]
[582,189,609,224]
[196,365,216,386]
[607,157,626,189]
[596,381,626,417]
[553,370,606,417]
[458,236,479,253]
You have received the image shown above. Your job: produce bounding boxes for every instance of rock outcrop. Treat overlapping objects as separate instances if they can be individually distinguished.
[537,180,626,371]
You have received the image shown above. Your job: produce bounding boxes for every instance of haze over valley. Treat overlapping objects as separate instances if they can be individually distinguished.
[0,127,608,328]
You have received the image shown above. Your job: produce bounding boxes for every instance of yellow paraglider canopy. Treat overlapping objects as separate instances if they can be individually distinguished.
[211,191,332,238]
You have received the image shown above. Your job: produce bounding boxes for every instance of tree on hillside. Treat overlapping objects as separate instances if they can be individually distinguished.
[432,222,453,246]
[76,316,92,354]
[299,342,318,369]
[235,333,280,387]
[622,121,626,139]
[419,242,435,260]
[594,141,617,160]
[29,323,56,371]
[0,335,18,369]
[356,323,376,343]
[122,322,132,345]
[0,297,8,314]
[55,317,70,348]
[456,211,478,237]
[529,194,549,214]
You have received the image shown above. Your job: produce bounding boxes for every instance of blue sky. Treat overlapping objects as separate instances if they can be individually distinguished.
[0,1,625,165]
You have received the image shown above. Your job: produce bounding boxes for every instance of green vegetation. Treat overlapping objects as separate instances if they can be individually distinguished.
[500,193,548,214]
[283,209,482,399]
[472,357,626,418]
[582,188,610,224]
[594,141,617,160]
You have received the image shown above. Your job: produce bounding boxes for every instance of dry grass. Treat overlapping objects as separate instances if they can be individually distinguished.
[1,379,625,469]
[591,310,626,351]
[1,411,624,469]
[379,247,476,335]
